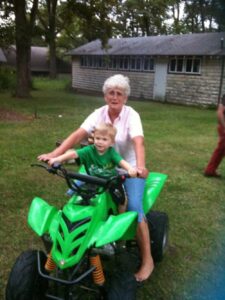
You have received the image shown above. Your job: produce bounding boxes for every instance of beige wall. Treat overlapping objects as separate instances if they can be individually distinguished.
[72,56,224,106]
[166,57,223,106]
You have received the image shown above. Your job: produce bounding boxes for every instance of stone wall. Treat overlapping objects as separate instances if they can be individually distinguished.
[72,57,154,99]
[72,56,224,106]
[166,57,223,106]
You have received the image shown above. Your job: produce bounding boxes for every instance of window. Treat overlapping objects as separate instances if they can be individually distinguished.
[170,59,176,72]
[130,56,142,71]
[193,59,200,73]
[177,59,183,72]
[108,56,117,69]
[169,57,201,74]
[119,56,129,70]
[80,56,88,67]
[143,56,154,71]
[80,55,155,72]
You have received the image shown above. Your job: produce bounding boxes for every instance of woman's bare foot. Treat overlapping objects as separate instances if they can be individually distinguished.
[134,258,154,282]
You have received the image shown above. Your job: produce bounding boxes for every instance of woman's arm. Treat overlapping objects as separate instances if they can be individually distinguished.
[38,128,88,161]
[48,149,78,166]
[132,136,149,178]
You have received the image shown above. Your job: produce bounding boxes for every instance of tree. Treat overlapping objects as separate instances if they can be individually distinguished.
[213,0,225,31]
[167,0,188,34]
[46,0,57,78]
[115,0,170,37]
[0,0,39,97]
[36,0,58,79]
[183,0,219,32]
[14,0,39,97]
[65,0,119,47]
[0,10,15,48]
[34,0,119,78]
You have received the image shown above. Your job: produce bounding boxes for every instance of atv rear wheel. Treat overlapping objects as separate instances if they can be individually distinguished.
[5,250,48,300]
[147,211,169,262]
[107,271,137,300]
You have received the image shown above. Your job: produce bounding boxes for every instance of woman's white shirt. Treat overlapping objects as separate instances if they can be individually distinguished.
[80,105,144,167]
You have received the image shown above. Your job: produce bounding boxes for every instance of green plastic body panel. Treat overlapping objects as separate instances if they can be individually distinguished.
[143,172,167,214]
[28,168,167,270]
[51,192,125,269]
[28,197,57,236]
[94,211,138,247]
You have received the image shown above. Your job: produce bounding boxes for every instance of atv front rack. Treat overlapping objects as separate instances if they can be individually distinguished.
[37,251,95,286]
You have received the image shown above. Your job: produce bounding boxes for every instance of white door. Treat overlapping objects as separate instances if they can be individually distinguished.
[153,58,168,101]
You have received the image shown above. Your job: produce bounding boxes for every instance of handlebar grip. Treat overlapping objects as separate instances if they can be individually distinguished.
[52,162,61,169]
[67,171,108,186]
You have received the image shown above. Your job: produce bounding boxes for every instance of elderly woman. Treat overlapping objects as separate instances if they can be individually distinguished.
[38,74,154,282]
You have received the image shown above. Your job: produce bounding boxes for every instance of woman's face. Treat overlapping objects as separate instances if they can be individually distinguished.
[104,88,127,113]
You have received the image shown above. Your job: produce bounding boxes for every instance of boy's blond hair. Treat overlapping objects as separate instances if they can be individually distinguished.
[94,123,117,142]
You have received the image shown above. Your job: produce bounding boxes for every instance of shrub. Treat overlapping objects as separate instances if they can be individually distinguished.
[0,65,16,91]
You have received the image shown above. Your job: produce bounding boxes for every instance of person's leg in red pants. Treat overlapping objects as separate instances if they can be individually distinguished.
[204,124,225,177]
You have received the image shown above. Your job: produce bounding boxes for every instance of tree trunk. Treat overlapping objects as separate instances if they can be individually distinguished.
[14,0,38,98]
[49,36,57,79]
[14,0,30,98]
[47,0,58,79]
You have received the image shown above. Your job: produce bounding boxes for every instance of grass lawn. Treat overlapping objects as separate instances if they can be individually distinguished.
[1,77,225,299]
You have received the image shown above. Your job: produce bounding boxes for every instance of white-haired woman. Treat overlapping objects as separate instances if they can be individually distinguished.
[38,74,154,282]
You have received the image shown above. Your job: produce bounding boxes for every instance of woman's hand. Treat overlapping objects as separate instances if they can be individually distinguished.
[37,153,54,162]
[128,167,138,177]
[137,167,149,178]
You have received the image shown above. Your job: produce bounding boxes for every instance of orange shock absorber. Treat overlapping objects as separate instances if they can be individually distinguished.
[89,254,105,286]
[45,252,56,272]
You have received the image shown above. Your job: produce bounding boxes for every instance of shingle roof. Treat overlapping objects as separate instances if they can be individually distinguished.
[0,48,7,62]
[69,32,225,56]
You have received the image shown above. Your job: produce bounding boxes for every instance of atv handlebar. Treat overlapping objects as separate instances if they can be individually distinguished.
[31,162,129,189]
[66,171,108,186]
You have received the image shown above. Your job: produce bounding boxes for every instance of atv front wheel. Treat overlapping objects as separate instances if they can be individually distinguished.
[5,250,48,300]
[107,271,137,300]
[147,211,169,262]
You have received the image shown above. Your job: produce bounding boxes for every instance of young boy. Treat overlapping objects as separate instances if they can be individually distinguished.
[48,123,137,212]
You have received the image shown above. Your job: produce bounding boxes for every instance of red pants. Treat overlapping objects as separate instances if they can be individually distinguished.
[205,124,225,174]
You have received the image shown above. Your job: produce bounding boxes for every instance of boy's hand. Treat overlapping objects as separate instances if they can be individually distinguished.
[48,158,58,166]
[128,167,138,177]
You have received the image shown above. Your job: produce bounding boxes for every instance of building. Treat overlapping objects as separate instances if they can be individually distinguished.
[0,48,7,64]
[69,32,225,106]
[4,46,71,75]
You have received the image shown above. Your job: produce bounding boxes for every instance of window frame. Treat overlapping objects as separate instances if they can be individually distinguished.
[80,55,155,72]
[169,56,201,74]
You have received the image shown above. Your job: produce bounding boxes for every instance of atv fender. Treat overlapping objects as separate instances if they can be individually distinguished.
[28,197,58,236]
[143,172,167,214]
[94,211,137,247]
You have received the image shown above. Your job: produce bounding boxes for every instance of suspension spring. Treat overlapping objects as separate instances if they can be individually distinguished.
[89,254,105,286]
[45,251,56,272]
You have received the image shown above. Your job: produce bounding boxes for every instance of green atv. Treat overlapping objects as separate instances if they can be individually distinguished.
[6,162,169,300]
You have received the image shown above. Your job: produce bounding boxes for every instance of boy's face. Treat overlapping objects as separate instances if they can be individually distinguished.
[94,132,113,154]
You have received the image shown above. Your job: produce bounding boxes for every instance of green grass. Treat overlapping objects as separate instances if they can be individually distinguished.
[1,76,225,299]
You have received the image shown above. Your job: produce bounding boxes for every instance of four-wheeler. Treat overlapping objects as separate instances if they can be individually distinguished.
[6,162,169,300]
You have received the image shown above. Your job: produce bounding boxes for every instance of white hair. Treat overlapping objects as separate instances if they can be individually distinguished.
[102,74,131,96]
